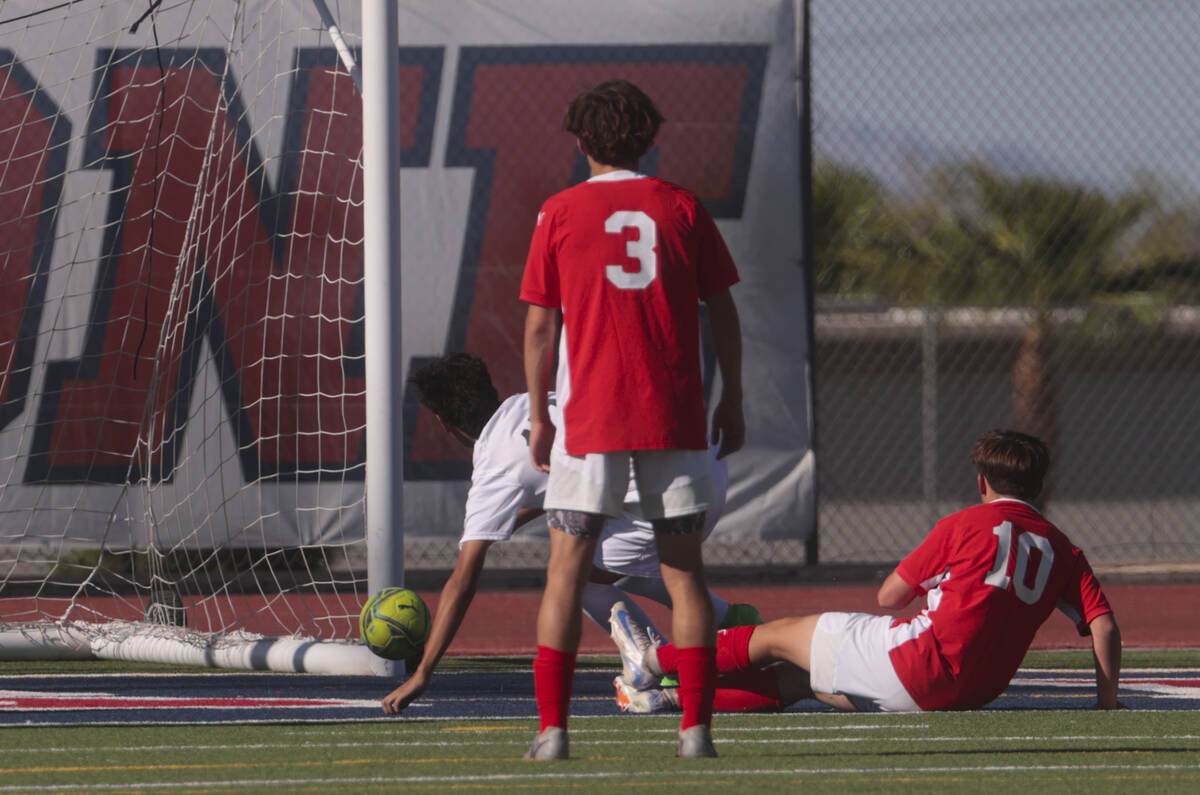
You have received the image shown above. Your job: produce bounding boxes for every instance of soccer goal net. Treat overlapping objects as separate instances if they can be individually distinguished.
[0,1,378,673]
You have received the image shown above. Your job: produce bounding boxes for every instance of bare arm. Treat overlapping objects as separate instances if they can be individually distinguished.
[877,569,918,610]
[381,540,491,714]
[703,288,745,459]
[1088,612,1123,709]
[524,304,559,472]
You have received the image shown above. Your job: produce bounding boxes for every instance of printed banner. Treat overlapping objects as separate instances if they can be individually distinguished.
[0,1,811,549]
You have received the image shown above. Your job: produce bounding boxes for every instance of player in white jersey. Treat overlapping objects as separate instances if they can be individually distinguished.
[381,353,757,715]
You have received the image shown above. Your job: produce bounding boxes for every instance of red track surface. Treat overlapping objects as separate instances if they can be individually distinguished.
[436,582,1192,655]
[6,583,1189,656]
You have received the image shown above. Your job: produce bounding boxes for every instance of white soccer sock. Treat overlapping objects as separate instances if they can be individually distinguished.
[581,582,662,640]
[614,575,731,627]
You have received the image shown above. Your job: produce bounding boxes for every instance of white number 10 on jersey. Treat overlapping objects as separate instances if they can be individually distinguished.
[605,210,657,289]
[984,521,1055,604]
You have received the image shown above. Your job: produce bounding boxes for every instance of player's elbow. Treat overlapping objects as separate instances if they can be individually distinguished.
[877,592,905,610]
[876,571,914,610]
[1089,612,1121,646]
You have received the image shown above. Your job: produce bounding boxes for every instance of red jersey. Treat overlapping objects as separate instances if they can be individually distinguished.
[888,498,1112,711]
[519,172,739,455]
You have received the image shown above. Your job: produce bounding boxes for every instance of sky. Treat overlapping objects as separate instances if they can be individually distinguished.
[812,0,1200,199]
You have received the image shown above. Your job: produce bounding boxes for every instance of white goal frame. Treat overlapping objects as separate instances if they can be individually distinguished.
[0,0,404,676]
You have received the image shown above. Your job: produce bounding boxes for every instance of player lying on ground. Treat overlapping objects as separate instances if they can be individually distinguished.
[611,429,1123,713]
[381,354,759,715]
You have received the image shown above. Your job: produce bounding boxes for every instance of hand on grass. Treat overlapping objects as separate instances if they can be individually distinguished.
[382,669,430,715]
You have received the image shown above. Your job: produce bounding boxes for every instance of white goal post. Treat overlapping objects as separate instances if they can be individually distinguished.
[0,0,400,674]
[0,0,817,671]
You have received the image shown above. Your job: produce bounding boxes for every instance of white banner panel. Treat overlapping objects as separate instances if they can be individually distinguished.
[0,0,811,550]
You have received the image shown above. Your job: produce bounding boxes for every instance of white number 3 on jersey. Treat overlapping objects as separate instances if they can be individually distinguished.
[605,210,657,289]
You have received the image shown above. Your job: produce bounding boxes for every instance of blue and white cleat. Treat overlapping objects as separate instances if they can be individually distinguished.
[609,601,660,691]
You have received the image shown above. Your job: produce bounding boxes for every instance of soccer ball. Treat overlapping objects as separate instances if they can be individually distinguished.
[359,587,431,660]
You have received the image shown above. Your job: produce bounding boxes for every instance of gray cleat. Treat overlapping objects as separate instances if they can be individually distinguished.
[676,724,718,758]
[524,726,569,760]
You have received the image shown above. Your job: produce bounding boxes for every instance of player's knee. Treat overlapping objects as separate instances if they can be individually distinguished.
[650,511,706,536]
[547,509,605,538]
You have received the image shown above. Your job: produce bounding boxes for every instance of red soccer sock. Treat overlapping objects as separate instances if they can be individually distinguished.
[711,668,784,713]
[714,624,756,673]
[653,642,676,674]
[652,625,755,677]
[533,645,577,732]
[675,645,717,731]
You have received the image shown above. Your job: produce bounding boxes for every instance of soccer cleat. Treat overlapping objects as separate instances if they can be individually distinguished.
[676,724,718,758]
[719,602,763,629]
[609,601,660,691]
[613,676,679,714]
[523,726,569,760]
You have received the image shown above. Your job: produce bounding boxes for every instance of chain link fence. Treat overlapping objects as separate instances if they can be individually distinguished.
[813,1,1200,567]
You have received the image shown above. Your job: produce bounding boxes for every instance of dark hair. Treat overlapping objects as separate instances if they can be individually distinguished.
[409,353,500,439]
[563,79,663,167]
[969,429,1050,502]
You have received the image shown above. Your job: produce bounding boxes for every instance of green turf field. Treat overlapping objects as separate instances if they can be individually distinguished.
[1,651,1198,794]
[0,710,1197,793]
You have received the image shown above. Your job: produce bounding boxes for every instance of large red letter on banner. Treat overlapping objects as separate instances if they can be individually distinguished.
[405,46,766,479]
[27,48,441,483]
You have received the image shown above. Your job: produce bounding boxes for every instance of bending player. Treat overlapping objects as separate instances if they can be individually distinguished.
[380,354,758,715]
[612,429,1123,713]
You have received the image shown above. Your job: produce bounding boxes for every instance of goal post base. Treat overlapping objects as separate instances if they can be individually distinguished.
[0,623,381,675]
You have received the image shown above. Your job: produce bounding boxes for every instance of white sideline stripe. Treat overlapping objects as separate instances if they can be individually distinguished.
[4,708,1191,728]
[0,726,934,753]
[13,666,1186,680]
[3,733,1196,756]
[4,763,1200,792]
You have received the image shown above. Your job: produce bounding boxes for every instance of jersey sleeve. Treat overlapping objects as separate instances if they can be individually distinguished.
[460,470,527,546]
[691,200,740,299]
[895,519,955,595]
[519,202,561,308]
[1055,550,1114,635]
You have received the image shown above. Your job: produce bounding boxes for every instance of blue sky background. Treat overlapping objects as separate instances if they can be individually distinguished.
[812,0,1198,199]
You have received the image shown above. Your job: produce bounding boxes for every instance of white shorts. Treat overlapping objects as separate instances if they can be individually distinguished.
[808,612,921,712]
[545,447,713,520]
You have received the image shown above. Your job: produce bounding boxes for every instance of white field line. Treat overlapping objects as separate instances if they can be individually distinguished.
[3,707,1191,728]
[10,666,1190,680]
[0,724,933,753]
[1,732,1197,755]
[3,763,1200,793]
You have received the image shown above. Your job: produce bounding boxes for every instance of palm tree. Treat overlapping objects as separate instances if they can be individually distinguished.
[931,163,1156,457]
[810,162,908,297]
[812,159,1159,502]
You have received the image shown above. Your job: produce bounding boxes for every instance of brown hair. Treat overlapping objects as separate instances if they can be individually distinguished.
[563,80,663,167]
[409,353,500,439]
[969,429,1050,502]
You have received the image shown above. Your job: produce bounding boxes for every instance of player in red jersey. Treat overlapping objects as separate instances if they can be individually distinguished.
[521,80,745,759]
[379,353,760,717]
[612,429,1124,714]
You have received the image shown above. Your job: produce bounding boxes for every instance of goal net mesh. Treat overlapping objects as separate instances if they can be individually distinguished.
[0,1,369,657]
